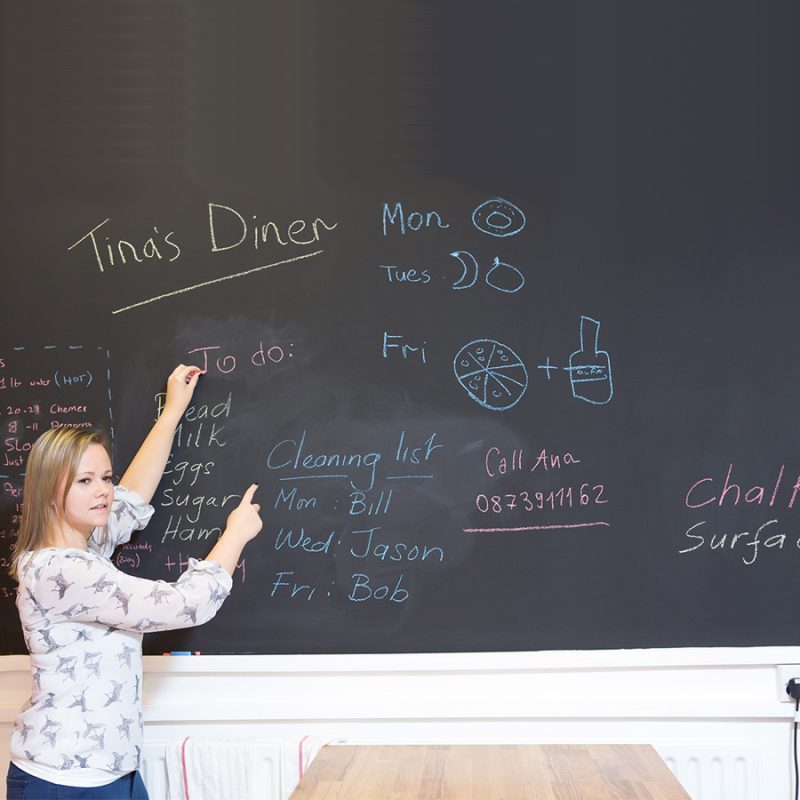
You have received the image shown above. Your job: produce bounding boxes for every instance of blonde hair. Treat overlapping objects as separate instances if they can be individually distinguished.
[10,428,111,580]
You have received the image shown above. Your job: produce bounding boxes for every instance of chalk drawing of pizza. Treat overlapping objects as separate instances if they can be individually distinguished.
[453,339,528,411]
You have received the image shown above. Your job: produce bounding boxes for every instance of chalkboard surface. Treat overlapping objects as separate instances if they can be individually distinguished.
[1,1,799,654]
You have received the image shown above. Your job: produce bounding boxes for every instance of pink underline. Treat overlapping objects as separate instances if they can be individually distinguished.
[464,522,610,533]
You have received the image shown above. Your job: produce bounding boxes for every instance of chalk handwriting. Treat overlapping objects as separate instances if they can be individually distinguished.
[396,431,443,464]
[274,527,335,555]
[382,333,428,365]
[162,459,215,488]
[348,527,444,563]
[382,202,449,236]
[475,485,607,513]
[185,342,293,376]
[266,429,443,492]
[684,464,800,511]
[160,515,221,544]
[379,265,432,284]
[156,392,232,423]
[208,203,338,253]
[54,371,93,388]
[159,489,239,525]
[348,573,409,603]
[269,571,319,600]
[67,218,181,273]
[678,519,787,566]
[348,489,393,516]
[273,486,317,512]
[267,431,382,492]
[163,553,245,582]
[484,446,581,477]
[0,347,112,577]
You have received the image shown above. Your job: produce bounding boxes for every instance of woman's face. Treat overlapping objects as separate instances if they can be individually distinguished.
[60,443,114,537]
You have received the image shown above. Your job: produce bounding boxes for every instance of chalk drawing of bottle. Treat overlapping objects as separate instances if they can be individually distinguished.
[568,316,613,405]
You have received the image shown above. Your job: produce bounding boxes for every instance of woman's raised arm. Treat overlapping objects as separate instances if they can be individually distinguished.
[118,364,203,503]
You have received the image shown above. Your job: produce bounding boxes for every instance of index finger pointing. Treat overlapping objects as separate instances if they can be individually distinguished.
[242,483,260,503]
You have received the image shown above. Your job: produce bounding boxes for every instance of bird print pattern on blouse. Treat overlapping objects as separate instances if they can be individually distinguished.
[10,486,232,782]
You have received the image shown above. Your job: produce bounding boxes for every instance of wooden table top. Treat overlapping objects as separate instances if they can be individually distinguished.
[289,744,691,800]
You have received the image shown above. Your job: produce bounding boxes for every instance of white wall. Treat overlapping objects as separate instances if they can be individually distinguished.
[2,647,799,799]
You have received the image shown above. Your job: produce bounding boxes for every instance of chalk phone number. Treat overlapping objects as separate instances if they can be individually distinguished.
[475,484,608,513]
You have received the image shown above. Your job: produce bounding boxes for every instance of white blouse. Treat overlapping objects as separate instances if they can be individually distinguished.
[10,485,232,787]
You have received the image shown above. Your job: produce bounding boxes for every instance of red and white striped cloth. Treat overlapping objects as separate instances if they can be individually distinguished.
[165,736,321,800]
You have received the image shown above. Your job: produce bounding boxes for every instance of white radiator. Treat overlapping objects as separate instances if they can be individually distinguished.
[658,744,759,800]
[140,741,758,800]
[141,740,282,800]
[140,742,170,800]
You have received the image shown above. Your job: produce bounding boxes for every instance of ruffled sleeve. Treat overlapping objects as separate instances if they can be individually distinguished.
[89,484,154,557]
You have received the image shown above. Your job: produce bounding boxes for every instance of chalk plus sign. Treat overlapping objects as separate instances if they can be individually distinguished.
[537,357,559,380]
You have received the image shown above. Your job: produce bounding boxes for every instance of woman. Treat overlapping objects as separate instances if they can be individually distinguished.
[6,364,262,799]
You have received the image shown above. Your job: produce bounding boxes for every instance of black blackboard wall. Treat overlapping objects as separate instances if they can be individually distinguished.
[1,1,799,654]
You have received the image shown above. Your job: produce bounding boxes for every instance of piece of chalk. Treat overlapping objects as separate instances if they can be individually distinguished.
[170,651,192,656]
